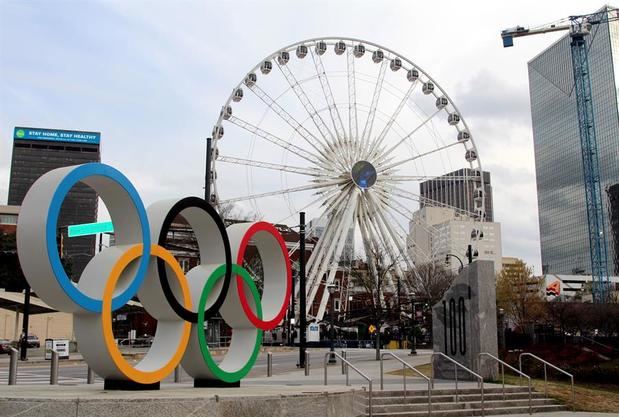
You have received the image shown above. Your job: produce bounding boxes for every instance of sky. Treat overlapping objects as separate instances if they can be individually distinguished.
[0,0,601,274]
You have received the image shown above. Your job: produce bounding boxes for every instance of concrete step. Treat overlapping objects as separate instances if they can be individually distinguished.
[370,392,546,406]
[366,386,531,398]
[369,398,559,414]
[367,404,568,417]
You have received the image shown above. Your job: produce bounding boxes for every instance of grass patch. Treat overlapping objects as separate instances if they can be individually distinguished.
[387,362,432,378]
[388,363,619,412]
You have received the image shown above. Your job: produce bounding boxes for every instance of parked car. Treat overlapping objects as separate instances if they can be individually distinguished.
[25,334,40,348]
[118,336,153,347]
[0,339,11,354]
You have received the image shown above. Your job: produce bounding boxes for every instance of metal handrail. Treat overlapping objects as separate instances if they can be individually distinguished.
[519,352,575,410]
[431,353,484,416]
[380,351,432,416]
[579,335,612,351]
[324,352,373,417]
[479,352,531,415]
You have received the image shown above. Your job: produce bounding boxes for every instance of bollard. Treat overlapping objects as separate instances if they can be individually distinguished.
[87,366,95,384]
[304,351,310,376]
[341,350,346,375]
[50,350,59,385]
[267,352,273,377]
[174,365,181,383]
[9,347,18,385]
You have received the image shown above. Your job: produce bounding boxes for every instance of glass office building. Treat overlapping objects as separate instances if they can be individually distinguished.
[608,184,619,275]
[528,6,619,275]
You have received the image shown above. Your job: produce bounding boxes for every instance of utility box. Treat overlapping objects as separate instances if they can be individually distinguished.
[45,339,70,360]
[307,324,320,343]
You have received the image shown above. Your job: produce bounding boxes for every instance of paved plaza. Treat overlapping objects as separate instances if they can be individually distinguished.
[1,348,441,388]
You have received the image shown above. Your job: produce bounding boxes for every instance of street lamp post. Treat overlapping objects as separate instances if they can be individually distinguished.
[327,283,336,364]
[204,137,212,201]
[498,308,505,350]
[19,285,31,361]
[298,212,307,368]
[397,277,402,349]
[409,292,417,356]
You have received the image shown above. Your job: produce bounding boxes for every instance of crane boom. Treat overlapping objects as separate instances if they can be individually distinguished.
[501,8,617,302]
[501,24,570,47]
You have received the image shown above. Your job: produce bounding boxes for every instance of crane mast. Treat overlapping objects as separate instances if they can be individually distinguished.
[502,10,617,302]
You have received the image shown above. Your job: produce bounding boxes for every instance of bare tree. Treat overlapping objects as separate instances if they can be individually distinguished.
[404,261,456,307]
[218,201,261,225]
[349,246,402,360]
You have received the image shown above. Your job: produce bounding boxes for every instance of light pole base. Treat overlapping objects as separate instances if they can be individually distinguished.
[409,350,417,356]
[328,350,337,364]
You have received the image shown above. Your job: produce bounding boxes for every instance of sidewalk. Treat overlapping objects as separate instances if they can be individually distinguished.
[244,349,489,390]
[0,349,488,398]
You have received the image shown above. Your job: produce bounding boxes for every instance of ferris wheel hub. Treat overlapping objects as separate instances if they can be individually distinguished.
[351,160,377,189]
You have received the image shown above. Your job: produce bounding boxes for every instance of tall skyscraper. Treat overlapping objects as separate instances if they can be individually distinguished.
[419,168,493,222]
[8,127,101,279]
[528,7,619,275]
[608,183,619,275]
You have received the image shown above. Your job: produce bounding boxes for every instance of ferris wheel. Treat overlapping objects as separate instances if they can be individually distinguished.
[210,37,485,321]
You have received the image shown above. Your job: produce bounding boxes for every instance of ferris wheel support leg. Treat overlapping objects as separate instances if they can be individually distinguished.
[306,208,354,313]
[305,196,351,309]
[358,210,389,309]
[306,192,358,314]
[367,191,415,273]
[305,184,355,272]
[357,204,380,280]
[313,193,359,321]
[305,190,350,272]
[363,197,402,292]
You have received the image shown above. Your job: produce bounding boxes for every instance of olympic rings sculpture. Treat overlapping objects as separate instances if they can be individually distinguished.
[16,163,291,386]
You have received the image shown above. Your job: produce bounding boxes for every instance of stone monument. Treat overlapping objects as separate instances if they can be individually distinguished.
[432,260,498,380]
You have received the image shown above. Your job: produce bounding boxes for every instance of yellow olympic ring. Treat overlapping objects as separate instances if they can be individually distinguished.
[101,244,192,384]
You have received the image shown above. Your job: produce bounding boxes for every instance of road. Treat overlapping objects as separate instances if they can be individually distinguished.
[0,348,413,386]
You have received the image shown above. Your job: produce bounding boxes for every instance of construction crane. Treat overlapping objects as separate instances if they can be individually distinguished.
[501,8,619,303]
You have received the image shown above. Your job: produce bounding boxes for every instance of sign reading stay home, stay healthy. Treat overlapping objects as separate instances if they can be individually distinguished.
[14,126,101,145]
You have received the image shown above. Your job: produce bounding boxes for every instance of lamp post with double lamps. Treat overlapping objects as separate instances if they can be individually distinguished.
[445,253,464,273]
[409,292,417,355]
[327,283,337,364]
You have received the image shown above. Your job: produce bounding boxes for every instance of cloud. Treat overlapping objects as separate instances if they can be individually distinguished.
[0,0,595,276]
[457,70,531,124]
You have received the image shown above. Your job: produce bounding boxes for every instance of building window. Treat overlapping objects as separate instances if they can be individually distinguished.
[179,259,189,272]
[0,214,17,225]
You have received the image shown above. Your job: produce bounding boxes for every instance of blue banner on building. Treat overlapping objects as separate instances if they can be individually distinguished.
[13,127,100,144]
